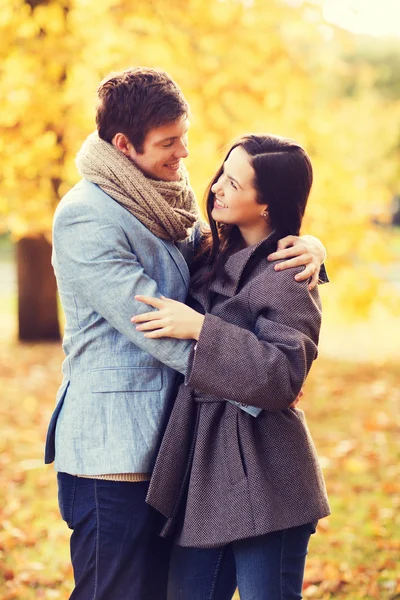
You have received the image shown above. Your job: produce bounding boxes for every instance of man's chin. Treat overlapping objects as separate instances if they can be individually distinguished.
[142,167,181,182]
[163,170,181,182]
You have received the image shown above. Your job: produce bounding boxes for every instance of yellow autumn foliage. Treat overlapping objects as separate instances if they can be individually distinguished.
[0,0,399,315]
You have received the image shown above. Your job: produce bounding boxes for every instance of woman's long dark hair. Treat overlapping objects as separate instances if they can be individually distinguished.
[194,134,313,284]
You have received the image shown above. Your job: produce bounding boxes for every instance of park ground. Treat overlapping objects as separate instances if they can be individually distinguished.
[0,249,399,599]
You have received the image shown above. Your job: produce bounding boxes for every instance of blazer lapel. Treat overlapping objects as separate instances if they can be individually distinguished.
[159,238,191,290]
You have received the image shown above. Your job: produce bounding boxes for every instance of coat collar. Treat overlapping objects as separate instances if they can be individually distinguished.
[207,230,279,298]
[188,230,279,311]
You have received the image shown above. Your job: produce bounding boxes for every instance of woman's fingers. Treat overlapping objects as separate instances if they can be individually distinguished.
[143,328,170,339]
[132,295,167,324]
[135,295,166,308]
[136,319,167,331]
[131,311,162,324]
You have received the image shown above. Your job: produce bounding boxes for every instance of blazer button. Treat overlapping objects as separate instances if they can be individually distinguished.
[240,403,248,408]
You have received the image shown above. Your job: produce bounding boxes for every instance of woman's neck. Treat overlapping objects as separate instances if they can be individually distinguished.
[238,223,273,248]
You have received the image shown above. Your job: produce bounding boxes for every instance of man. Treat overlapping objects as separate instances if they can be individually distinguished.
[45,67,325,600]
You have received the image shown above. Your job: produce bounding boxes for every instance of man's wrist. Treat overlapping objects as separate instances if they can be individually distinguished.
[301,234,326,264]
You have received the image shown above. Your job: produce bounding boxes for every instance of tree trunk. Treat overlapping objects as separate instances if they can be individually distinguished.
[17,235,60,341]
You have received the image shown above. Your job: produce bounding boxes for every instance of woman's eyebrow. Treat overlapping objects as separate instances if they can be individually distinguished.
[223,165,242,188]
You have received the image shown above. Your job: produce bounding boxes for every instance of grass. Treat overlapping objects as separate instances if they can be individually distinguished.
[301,359,400,599]
[0,242,399,598]
[0,334,399,599]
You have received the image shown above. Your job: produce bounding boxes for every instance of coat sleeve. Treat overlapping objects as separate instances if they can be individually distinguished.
[53,201,192,375]
[185,267,321,410]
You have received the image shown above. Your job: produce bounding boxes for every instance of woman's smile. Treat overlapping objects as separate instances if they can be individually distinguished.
[213,197,228,209]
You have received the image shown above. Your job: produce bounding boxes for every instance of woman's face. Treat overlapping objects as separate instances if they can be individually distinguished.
[211,146,269,238]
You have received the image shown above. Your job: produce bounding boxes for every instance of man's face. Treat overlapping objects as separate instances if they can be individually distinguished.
[127,116,189,182]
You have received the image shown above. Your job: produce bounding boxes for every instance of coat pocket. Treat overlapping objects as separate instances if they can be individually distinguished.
[90,367,162,393]
[223,411,247,485]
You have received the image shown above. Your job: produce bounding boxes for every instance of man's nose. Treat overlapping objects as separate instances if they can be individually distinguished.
[175,139,189,159]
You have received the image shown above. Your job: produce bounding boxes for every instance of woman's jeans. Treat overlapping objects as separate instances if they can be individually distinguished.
[168,522,317,600]
[57,472,172,600]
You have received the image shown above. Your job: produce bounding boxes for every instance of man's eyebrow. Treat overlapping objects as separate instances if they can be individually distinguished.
[156,136,177,144]
[157,128,189,145]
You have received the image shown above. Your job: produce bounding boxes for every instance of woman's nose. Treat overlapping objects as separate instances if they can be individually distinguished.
[211,178,223,195]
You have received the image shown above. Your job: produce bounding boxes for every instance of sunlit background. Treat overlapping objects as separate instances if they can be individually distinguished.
[0,1,399,598]
[324,0,400,37]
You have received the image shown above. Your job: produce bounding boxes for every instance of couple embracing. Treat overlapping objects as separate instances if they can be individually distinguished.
[45,67,330,600]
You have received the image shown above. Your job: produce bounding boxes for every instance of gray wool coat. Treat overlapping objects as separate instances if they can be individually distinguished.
[146,232,330,548]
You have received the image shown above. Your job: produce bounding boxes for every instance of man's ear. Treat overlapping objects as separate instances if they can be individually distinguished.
[112,133,135,157]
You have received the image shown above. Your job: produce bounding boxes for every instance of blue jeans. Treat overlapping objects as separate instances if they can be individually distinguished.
[57,473,172,600]
[168,522,317,600]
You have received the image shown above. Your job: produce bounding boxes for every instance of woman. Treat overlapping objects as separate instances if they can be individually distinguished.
[132,134,330,600]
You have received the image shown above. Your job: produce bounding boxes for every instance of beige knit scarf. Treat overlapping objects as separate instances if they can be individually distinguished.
[76,132,198,241]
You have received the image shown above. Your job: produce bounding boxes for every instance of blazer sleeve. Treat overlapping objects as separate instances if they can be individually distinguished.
[185,267,321,410]
[319,263,329,284]
[53,201,192,375]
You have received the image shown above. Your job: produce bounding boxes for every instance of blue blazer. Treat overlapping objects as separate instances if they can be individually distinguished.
[45,179,196,475]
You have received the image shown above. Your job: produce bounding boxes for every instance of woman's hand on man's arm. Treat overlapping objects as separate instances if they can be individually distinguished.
[132,295,205,340]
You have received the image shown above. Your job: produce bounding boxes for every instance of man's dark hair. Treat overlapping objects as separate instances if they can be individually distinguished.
[96,67,189,153]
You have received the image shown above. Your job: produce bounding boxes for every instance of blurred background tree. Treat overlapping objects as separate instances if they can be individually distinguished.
[1,3,400,597]
[0,0,399,340]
